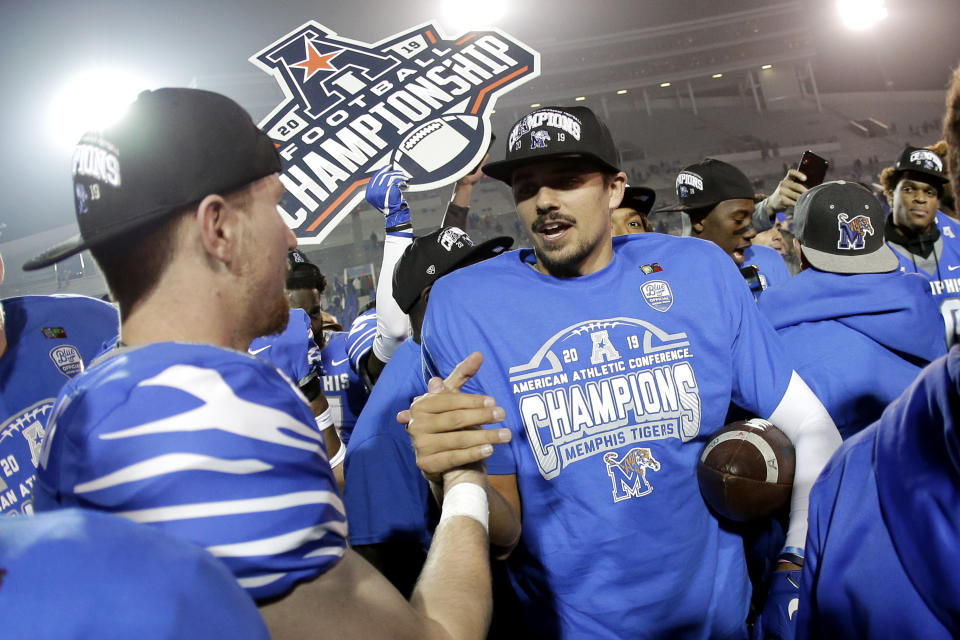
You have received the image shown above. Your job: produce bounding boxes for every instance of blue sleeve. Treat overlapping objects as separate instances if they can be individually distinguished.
[344,341,432,545]
[35,350,347,601]
[720,255,794,417]
[346,308,378,375]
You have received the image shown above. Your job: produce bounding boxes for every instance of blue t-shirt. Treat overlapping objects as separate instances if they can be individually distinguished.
[33,342,347,601]
[422,233,794,639]
[0,295,118,516]
[344,338,433,547]
[889,211,960,345]
[248,308,322,390]
[758,268,946,439]
[320,331,368,447]
[742,243,791,291]
[0,508,268,639]
[798,348,960,638]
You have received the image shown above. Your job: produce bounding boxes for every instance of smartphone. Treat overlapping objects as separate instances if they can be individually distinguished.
[796,151,829,188]
[740,264,764,299]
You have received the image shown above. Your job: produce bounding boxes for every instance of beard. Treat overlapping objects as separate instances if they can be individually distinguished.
[531,232,602,278]
[256,290,291,338]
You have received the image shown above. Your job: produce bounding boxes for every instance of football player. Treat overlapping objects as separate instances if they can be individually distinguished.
[27,88,494,640]
[0,250,118,517]
[405,105,841,638]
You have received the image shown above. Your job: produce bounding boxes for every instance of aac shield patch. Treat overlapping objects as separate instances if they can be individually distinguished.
[640,280,674,312]
[49,345,83,378]
[252,22,539,244]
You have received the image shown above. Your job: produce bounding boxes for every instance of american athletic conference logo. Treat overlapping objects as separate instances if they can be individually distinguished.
[251,22,539,244]
[837,212,874,250]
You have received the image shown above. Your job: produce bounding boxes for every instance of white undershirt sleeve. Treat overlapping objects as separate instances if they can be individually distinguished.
[767,371,842,554]
[371,233,412,364]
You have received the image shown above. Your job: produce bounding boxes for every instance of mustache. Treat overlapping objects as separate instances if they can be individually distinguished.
[532,214,576,233]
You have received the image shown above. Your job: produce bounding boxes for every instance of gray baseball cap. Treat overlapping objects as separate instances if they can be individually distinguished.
[793,180,898,274]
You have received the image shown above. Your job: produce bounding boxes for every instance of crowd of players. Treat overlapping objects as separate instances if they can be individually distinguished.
[1,63,960,639]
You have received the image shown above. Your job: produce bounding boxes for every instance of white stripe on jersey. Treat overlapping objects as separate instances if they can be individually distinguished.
[98,364,325,451]
[207,522,349,557]
[74,454,272,493]
[238,573,287,589]
[347,327,377,361]
[115,490,346,523]
[304,545,350,559]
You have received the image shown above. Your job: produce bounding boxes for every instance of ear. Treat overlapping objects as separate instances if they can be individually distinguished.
[195,194,237,265]
[607,172,628,211]
[691,219,705,235]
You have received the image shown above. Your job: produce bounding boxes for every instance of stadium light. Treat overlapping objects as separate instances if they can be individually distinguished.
[442,0,506,32]
[712,73,723,79]
[530,103,541,108]
[616,89,628,95]
[660,82,671,88]
[837,0,888,30]
[575,96,586,101]
[50,68,148,146]
[761,64,773,70]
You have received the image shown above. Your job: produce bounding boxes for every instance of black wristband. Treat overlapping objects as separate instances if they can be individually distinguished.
[385,222,413,234]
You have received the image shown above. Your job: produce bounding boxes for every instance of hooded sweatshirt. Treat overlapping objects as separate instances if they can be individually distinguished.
[758,267,946,439]
[797,348,960,638]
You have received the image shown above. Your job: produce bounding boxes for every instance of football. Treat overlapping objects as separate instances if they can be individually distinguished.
[697,418,795,522]
[392,113,482,175]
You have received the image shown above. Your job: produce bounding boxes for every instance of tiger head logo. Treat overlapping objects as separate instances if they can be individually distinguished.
[837,213,875,250]
[603,447,661,502]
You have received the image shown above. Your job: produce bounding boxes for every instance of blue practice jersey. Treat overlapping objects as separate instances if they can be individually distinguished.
[758,268,946,439]
[321,331,368,448]
[0,295,118,516]
[33,342,347,601]
[798,348,960,638]
[742,243,791,291]
[249,308,322,390]
[889,211,960,345]
[344,338,433,547]
[422,233,794,639]
[0,508,268,639]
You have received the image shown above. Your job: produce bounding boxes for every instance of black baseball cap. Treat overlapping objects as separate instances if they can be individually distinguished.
[24,88,281,271]
[619,186,656,215]
[483,106,621,185]
[656,158,756,213]
[892,145,948,188]
[286,249,325,291]
[793,180,898,274]
[393,227,513,313]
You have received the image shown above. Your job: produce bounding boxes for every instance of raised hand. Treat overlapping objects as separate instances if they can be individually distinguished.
[366,166,412,229]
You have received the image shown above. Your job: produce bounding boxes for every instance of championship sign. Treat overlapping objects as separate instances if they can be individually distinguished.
[251,22,540,243]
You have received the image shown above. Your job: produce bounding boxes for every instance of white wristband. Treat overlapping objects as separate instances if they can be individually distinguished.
[315,409,334,432]
[328,441,345,468]
[439,482,489,533]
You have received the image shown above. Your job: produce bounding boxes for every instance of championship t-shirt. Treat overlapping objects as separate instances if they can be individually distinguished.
[422,233,794,639]
[0,294,118,516]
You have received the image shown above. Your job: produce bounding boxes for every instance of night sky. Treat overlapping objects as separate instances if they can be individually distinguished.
[1,0,957,241]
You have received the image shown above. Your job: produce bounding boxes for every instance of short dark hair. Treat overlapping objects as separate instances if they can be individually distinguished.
[91,208,187,318]
[91,185,254,318]
[945,67,960,201]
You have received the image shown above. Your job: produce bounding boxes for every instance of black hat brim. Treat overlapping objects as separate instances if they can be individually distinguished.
[484,152,621,186]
